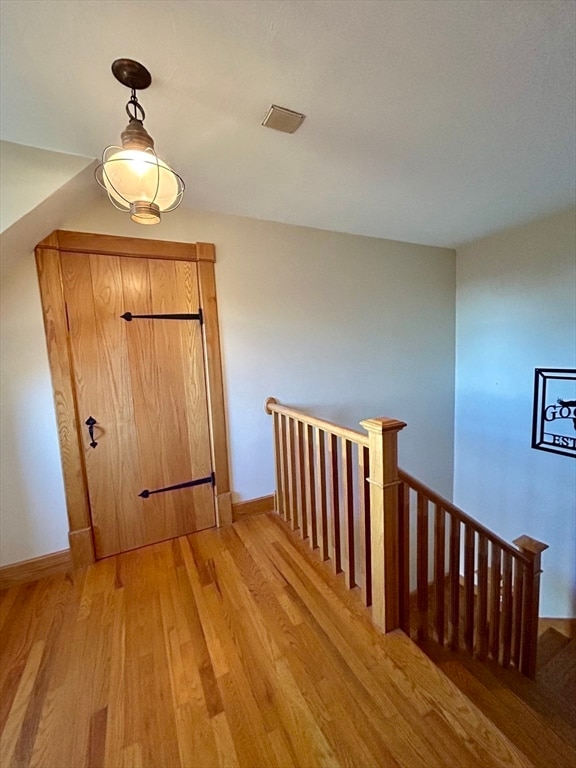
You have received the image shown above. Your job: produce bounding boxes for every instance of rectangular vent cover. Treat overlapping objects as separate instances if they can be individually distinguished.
[262,105,306,134]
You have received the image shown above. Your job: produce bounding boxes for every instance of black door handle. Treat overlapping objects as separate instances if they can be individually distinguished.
[85,416,98,448]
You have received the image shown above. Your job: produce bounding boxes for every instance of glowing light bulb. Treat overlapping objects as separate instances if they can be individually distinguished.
[101,147,180,210]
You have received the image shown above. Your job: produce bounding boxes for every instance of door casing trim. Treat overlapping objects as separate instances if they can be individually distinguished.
[35,230,232,567]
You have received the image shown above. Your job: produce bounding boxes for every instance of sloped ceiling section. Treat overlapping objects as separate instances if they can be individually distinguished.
[0,141,95,234]
[0,157,100,278]
[1,0,575,247]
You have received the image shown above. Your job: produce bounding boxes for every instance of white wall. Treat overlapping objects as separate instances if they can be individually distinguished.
[454,208,576,618]
[0,141,93,232]
[0,196,456,565]
[0,164,100,564]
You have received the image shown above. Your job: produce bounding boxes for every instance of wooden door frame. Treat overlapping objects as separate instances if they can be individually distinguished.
[35,230,232,568]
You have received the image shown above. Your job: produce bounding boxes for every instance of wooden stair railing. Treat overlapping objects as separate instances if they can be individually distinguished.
[399,470,548,678]
[265,397,548,678]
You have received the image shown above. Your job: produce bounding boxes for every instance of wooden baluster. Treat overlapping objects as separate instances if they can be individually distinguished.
[501,551,513,668]
[272,411,284,517]
[296,420,308,541]
[315,428,329,561]
[417,492,428,641]
[342,439,355,588]
[434,505,445,646]
[328,434,342,574]
[360,417,406,633]
[489,543,501,663]
[280,414,290,523]
[477,536,489,660]
[398,481,410,633]
[305,424,318,551]
[512,557,524,669]
[287,418,298,531]
[359,445,372,607]
[513,535,548,679]
[449,514,461,651]
[464,525,475,653]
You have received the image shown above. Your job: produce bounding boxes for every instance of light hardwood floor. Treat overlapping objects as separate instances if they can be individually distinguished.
[1,513,532,768]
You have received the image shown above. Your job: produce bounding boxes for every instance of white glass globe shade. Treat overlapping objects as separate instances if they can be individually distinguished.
[102,148,180,211]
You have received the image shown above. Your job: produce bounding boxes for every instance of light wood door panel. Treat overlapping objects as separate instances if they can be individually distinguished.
[61,251,215,558]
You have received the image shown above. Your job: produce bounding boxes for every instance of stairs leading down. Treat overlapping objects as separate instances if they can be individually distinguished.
[536,630,576,714]
[417,628,576,768]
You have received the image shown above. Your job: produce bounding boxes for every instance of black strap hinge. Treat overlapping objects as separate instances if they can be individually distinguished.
[121,311,203,322]
[139,472,214,499]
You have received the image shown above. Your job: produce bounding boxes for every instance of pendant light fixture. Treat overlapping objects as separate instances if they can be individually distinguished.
[95,59,184,225]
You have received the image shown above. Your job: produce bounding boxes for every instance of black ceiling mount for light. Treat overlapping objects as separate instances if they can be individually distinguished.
[95,59,185,225]
[111,58,152,90]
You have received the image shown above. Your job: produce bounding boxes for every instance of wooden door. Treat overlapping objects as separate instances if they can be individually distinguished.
[61,251,216,558]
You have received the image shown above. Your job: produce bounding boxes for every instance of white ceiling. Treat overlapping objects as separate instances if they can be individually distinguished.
[1,0,575,247]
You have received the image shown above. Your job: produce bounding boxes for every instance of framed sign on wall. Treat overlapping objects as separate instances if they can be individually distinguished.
[532,368,576,458]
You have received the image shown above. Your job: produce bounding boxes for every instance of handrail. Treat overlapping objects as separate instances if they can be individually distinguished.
[266,398,527,562]
[398,469,531,565]
[265,397,369,448]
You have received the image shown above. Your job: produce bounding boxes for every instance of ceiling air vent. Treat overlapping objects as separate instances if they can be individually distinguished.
[262,105,306,134]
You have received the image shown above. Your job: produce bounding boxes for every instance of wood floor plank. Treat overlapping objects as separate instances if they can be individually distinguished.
[121,741,143,768]
[173,700,219,768]
[211,711,240,768]
[178,537,229,680]
[0,640,45,767]
[27,574,87,768]
[68,592,109,766]
[87,705,108,768]
[216,671,280,768]
[271,657,339,767]
[28,684,63,768]
[267,725,299,768]
[0,585,20,633]
[173,552,223,718]
[315,676,404,768]
[12,574,83,768]
[102,586,126,768]
[0,578,62,732]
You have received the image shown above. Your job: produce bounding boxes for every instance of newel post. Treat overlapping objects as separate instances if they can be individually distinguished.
[513,534,548,678]
[360,417,407,633]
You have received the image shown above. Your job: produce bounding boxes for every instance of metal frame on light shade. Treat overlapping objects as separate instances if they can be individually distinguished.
[95,59,185,225]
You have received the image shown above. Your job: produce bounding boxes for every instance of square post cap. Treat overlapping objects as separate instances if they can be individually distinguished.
[360,417,407,434]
